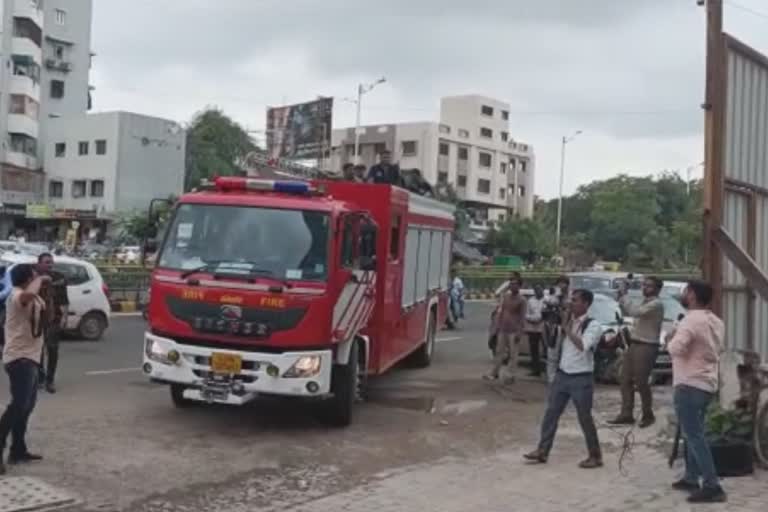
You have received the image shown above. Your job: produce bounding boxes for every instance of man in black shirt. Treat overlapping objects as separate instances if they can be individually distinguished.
[366,150,402,186]
[36,253,69,394]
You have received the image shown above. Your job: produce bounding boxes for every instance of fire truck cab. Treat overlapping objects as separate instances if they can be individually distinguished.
[142,176,454,426]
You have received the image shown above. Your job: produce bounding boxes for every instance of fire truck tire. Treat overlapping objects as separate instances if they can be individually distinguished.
[410,310,437,368]
[319,341,359,427]
[170,384,197,408]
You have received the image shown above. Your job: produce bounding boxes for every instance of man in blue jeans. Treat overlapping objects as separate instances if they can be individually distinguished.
[0,264,49,475]
[523,289,603,468]
[666,280,726,503]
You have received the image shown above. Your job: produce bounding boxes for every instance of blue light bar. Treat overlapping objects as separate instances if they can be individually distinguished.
[273,181,310,194]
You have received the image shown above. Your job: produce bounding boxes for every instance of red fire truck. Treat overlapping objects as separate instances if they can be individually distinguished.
[142,176,455,425]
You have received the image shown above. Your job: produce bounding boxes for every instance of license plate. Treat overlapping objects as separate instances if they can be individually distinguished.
[210,352,242,375]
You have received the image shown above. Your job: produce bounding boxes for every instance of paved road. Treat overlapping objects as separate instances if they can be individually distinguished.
[0,304,764,512]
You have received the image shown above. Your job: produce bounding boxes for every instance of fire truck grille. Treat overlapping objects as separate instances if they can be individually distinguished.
[165,296,307,337]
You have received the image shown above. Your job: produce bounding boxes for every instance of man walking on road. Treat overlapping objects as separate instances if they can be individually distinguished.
[485,277,525,384]
[610,276,664,428]
[36,253,69,394]
[525,285,546,377]
[0,264,48,475]
[524,289,603,468]
[666,281,727,504]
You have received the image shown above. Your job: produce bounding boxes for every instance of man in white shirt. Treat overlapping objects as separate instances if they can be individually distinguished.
[524,289,603,469]
[525,286,546,377]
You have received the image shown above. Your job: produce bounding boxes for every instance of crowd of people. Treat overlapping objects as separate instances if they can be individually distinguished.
[485,272,728,504]
[0,254,69,475]
[341,150,403,186]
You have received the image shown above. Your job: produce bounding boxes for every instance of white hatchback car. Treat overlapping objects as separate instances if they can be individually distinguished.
[1,253,111,340]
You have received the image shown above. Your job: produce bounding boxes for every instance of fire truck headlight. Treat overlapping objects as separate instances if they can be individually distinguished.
[283,356,322,378]
[145,338,179,366]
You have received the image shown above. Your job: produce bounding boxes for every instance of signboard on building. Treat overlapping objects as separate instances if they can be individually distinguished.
[25,203,53,219]
[266,98,333,160]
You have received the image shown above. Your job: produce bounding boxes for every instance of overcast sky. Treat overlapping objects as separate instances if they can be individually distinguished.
[91,0,768,199]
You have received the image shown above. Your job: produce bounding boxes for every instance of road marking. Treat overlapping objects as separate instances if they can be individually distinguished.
[85,367,141,376]
[437,336,463,343]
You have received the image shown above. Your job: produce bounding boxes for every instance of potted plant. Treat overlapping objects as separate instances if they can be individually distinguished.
[704,400,754,477]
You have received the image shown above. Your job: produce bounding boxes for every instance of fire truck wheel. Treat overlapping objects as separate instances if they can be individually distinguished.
[319,341,359,427]
[410,310,437,368]
[170,384,197,408]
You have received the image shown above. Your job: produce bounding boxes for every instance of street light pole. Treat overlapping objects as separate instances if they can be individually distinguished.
[352,77,386,165]
[555,131,581,253]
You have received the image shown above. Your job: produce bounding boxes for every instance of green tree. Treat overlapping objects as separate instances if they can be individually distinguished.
[487,218,553,263]
[185,108,256,190]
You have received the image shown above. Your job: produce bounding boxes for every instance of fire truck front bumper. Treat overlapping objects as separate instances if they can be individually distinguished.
[142,332,333,404]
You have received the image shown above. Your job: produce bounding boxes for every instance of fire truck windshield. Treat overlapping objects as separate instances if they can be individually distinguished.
[158,203,330,282]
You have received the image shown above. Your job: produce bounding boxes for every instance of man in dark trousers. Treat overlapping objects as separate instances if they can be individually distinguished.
[36,253,68,394]
[524,289,603,468]
[610,276,664,428]
[366,150,402,185]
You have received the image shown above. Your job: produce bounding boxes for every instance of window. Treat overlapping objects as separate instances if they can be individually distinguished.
[457,175,467,187]
[477,179,491,194]
[481,105,494,116]
[340,218,355,268]
[519,185,526,197]
[502,110,510,121]
[390,215,402,260]
[499,188,506,200]
[401,140,417,156]
[9,134,36,156]
[96,139,107,155]
[498,214,506,223]
[500,162,507,174]
[479,152,492,168]
[521,160,528,172]
[480,127,493,138]
[438,171,448,184]
[439,124,451,134]
[374,143,387,155]
[55,8,66,25]
[458,129,470,139]
[439,142,449,156]
[54,142,66,157]
[50,79,65,99]
[510,159,517,171]
[72,180,86,198]
[53,264,91,286]
[458,147,469,160]
[49,180,63,198]
[501,131,509,142]
[78,141,89,156]
[54,45,65,60]
[9,94,39,119]
[90,180,105,197]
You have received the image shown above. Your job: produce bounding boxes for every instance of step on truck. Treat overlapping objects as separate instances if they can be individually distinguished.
[142,176,455,426]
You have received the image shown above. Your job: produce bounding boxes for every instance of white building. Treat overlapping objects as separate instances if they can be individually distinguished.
[43,112,186,236]
[0,0,93,237]
[331,95,535,237]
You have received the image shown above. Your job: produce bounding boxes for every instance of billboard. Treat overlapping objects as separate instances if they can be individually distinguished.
[266,98,333,160]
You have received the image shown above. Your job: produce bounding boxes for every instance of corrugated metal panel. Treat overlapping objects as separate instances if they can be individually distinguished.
[722,191,748,287]
[755,195,768,359]
[725,47,768,189]
[722,40,768,361]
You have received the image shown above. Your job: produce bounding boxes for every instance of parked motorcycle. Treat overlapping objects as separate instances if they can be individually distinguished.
[594,312,631,384]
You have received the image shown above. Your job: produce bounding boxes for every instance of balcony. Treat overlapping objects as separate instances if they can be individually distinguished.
[12,37,43,63]
[45,58,72,72]
[5,151,39,171]
[7,114,39,139]
[13,1,44,29]
[10,74,40,101]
